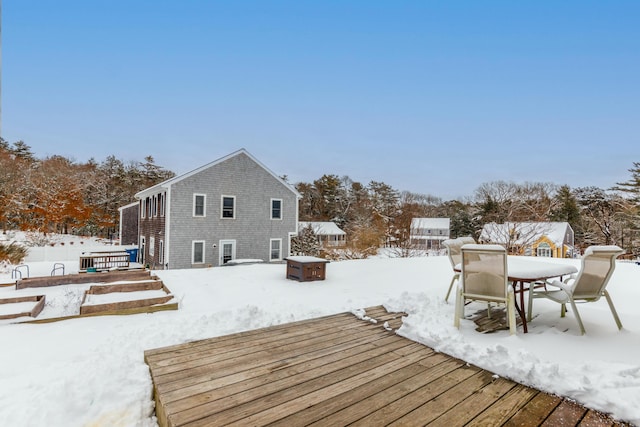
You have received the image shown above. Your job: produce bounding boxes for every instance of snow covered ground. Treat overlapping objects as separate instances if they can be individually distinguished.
[0,254,639,426]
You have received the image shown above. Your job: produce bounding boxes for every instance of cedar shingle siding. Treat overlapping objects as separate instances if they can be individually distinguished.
[119,204,139,246]
[125,150,299,269]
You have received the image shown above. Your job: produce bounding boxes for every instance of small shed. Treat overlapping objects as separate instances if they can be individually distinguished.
[284,256,329,282]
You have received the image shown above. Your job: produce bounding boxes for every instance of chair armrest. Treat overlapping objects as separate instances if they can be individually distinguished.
[545,278,574,294]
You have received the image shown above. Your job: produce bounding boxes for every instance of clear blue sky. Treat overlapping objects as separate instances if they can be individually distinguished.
[3,1,639,200]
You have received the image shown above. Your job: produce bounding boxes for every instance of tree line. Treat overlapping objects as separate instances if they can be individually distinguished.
[1,138,638,256]
[294,167,640,257]
[0,138,174,237]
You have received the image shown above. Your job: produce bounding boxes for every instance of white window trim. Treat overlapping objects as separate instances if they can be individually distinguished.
[149,237,155,256]
[221,195,236,219]
[158,240,164,265]
[139,236,146,264]
[140,200,145,219]
[271,198,283,220]
[219,239,236,265]
[160,193,166,217]
[193,193,206,217]
[270,238,282,261]
[192,240,205,264]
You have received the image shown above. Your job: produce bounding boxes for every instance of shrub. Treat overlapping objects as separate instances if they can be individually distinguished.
[0,242,28,264]
[24,232,51,247]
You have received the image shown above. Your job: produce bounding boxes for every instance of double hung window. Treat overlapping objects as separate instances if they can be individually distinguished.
[270,239,282,261]
[193,194,206,217]
[192,241,205,264]
[222,196,235,219]
[271,199,282,220]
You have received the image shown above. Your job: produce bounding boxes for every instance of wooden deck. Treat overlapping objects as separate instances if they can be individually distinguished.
[144,306,629,427]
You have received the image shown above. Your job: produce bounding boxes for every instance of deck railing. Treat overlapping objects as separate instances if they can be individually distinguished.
[79,251,130,272]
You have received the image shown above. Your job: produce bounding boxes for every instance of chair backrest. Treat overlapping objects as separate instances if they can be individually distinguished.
[443,238,463,269]
[459,236,476,245]
[572,245,624,299]
[461,244,508,300]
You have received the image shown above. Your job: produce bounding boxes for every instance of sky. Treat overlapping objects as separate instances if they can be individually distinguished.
[2,1,639,200]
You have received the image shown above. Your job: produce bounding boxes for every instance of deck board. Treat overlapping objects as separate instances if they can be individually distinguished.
[144,305,630,427]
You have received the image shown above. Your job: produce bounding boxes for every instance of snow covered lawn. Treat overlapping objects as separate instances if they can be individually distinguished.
[0,255,639,426]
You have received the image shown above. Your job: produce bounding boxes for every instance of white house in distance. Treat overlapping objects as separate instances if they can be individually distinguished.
[299,221,347,248]
[480,221,575,258]
[410,218,450,250]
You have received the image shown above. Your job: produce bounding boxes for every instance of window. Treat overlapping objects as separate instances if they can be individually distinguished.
[160,193,166,217]
[537,243,552,258]
[152,196,157,217]
[147,197,152,218]
[140,200,145,219]
[270,239,282,261]
[271,199,282,219]
[149,237,155,256]
[158,240,164,265]
[222,196,235,219]
[193,194,206,217]
[192,240,205,264]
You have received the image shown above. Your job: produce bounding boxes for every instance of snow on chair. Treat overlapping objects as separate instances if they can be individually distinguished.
[454,244,516,335]
[527,245,624,335]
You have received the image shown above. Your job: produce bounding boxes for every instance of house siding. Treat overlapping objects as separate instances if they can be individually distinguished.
[139,194,167,269]
[167,152,298,268]
[119,204,139,246]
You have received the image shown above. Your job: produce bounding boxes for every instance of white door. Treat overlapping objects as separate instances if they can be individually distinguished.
[219,239,236,265]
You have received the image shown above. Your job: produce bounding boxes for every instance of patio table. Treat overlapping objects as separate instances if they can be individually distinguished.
[455,257,578,333]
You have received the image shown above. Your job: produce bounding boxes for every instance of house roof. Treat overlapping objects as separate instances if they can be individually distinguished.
[118,201,139,211]
[134,148,301,199]
[299,221,346,236]
[410,218,450,229]
[480,222,572,246]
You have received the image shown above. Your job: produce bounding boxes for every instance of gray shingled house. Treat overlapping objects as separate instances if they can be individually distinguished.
[119,149,300,269]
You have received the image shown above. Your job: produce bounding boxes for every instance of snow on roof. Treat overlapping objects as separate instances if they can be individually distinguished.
[299,221,346,236]
[118,201,139,211]
[480,222,571,246]
[410,218,450,229]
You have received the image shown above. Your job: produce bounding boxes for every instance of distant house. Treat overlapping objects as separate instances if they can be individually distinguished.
[299,221,347,248]
[410,218,450,250]
[479,221,575,258]
[119,149,300,269]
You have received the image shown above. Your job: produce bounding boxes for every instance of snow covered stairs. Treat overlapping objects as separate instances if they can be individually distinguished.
[144,306,628,427]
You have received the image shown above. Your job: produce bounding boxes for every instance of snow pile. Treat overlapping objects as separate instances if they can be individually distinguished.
[0,255,639,426]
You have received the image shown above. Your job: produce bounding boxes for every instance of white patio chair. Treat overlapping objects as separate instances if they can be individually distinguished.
[443,237,476,302]
[443,238,463,302]
[454,244,516,335]
[459,236,476,245]
[527,245,624,335]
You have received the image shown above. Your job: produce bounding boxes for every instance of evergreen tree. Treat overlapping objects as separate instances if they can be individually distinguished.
[614,162,640,204]
[290,224,320,256]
